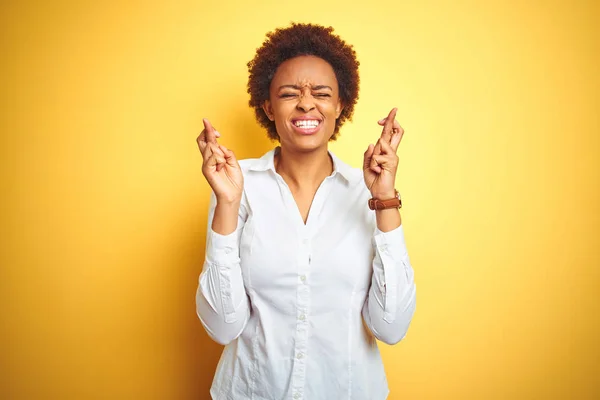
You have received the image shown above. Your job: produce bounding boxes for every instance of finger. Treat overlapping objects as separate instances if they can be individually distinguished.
[371,154,383,170]
[371,154,397,172]
[197,131,207,153]
[379,136,394,154]
[202,141,224,161]
[381,108,398,142]
[370,149,383,174]
[219,144,238,167]
[373,135,391,160]
[373,138,382,159]
[363,143,375,171]
[204,152,218,168]
[212,144,226,171]
[379,134,403,156]
[390,124,405,152]
[203,118,218,143]
[374,108,398,155]
[216,155,226,171]
[211,143,224,157]
[370,159,382,174]
[378,118,400,127]
[197,129,220,148]
[201,140,213,159]
[389,119,402,137]
[380,119,404,152]
[205,152,227,172]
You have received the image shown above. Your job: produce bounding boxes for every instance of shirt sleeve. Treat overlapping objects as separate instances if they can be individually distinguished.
[362,224,417,345]
[196,191,251,345]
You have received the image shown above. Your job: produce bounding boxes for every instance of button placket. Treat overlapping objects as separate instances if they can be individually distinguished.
[291,229,311,399]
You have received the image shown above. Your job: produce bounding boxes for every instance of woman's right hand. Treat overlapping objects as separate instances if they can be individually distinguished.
[196,118,243,204]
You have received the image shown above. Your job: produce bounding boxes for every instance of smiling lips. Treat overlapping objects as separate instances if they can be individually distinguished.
[292,118,322,135]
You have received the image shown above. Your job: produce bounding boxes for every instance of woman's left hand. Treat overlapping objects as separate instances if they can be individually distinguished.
[363,107,405,200]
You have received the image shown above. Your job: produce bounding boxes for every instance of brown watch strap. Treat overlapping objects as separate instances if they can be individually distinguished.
[368,190,402,210]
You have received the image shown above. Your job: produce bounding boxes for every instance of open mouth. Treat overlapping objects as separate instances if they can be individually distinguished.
[291,119,322,134]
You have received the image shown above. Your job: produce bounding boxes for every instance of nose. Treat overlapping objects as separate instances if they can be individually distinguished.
[297,91,315,112]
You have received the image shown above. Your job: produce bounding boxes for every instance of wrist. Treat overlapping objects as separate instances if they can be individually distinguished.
[370,190,396,199]
[212,200,241,235]
[368,189,402,211]
[376,208,401,232]
[215,194,242,206]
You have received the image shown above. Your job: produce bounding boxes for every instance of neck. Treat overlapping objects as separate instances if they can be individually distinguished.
[274,145,333,191]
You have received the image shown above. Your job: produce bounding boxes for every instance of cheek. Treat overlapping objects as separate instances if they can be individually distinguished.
[323,102,339,119]
[273,101,293,116]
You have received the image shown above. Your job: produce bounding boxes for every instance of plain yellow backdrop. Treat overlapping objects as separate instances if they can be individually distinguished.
[1,0,598,398]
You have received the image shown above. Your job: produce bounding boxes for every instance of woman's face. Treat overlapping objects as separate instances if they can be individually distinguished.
[263,55,343,153]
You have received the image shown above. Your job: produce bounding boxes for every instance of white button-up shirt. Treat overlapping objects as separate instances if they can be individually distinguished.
[196,148,417,400]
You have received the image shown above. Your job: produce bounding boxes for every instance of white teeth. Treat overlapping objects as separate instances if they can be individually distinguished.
[294,120,319,128]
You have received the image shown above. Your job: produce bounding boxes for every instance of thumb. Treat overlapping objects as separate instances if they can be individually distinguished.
[363,144,375,170]
[220,144,239,167]
[203,118,218,143]
[205,153,218,169]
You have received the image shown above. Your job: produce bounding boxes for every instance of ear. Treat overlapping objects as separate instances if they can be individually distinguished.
[262,100,275,121]
[335,99,344,119]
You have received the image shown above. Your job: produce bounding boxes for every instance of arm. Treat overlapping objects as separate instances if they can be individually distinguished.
[361,108,416,344]
[194,118,249,345]
[362,211,416,344]
[196,192,250,345]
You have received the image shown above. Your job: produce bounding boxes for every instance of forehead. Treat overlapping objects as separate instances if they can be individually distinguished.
[271,55,338,88]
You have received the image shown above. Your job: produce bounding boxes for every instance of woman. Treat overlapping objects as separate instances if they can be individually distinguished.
[196,23,416,400]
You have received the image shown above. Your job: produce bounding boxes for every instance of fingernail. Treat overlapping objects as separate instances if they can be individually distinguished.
[215,131,221,137]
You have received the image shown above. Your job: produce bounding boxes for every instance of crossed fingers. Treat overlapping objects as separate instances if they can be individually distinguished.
[375,107,404,154]
[197,118,226,170]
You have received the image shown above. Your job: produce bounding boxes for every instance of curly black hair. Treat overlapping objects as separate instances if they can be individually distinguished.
[247,23,360,141]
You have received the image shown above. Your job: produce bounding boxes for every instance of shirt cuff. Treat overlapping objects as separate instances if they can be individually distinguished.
[373,224,410,323]
[206,228,240,266]
[374,224,408,260]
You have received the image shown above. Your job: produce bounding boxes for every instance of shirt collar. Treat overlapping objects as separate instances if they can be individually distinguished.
[247,146,355,183]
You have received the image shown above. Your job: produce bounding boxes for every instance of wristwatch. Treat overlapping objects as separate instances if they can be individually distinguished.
[368,190,402,210]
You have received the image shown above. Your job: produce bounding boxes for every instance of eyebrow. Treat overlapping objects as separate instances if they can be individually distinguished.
[278,84,333,91]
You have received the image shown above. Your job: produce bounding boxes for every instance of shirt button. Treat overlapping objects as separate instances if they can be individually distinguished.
[302,238,309,245]
[297,353,304,359]
[294,394,300,399]
[300,275,306,283]
[299,314,306,321]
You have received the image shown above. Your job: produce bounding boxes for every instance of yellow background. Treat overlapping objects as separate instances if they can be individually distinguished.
[1,0,598,398]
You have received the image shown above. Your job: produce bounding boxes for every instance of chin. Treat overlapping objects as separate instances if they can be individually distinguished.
[284,135,330,153]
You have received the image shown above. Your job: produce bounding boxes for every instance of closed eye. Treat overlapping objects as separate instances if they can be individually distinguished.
[279,93,298,98]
